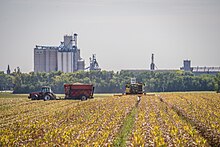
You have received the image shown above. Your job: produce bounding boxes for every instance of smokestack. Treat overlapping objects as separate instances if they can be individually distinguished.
[150,53,155,70]
[74,33,78,48]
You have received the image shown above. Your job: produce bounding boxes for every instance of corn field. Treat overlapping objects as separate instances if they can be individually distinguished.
[0,93,219,146]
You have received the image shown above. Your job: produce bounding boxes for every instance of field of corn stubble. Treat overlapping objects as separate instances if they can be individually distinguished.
[0,92,219,146]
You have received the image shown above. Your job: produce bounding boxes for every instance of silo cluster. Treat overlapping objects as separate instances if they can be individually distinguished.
[34,34,85,73]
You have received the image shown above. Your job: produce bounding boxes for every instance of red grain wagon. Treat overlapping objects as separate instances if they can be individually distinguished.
[64,83,94,100]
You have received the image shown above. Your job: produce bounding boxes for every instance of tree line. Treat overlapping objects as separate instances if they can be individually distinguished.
[0,70,219,93]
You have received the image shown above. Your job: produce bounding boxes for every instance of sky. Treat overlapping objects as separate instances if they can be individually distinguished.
[0,0,220,73]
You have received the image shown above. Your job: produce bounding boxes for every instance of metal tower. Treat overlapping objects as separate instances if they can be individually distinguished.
[85,54,101,71]
[7,65,10,74]
[150,53,155,70]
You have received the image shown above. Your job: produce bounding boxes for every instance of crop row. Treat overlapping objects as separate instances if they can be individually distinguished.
[159,93,220,146]
[129,95,209,146]
[0,98,80,128]
[1,93,219,146]
[0,96,136,146]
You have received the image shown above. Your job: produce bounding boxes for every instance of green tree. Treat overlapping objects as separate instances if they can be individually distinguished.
[215,73,220,93]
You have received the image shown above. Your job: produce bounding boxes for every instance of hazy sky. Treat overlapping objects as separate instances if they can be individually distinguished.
[0,0,220,72]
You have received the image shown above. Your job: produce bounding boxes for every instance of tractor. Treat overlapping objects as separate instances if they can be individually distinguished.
[28,84,95,101]
[28,86,56,101]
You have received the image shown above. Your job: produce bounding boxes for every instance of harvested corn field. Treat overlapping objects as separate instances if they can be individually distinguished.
[0,93,219,146]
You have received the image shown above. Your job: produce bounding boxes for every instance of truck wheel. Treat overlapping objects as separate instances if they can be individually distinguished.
[44,95,51,101]
[81,95,87,101]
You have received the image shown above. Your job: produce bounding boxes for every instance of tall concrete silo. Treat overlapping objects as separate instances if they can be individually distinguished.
[57,34,82,72]
[34,33,85,73]
[57,51,74,73]
[34,46,57,72]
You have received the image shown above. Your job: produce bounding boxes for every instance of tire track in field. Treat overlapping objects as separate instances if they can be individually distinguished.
[178,95,219,117]
[158,94,220,147]
[114,95,140,147]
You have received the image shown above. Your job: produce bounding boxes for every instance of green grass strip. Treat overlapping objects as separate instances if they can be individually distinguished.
[113,106,137,147]
[0,92,27,98]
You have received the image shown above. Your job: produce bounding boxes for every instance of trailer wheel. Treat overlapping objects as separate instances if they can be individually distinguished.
[44,95,51,101]
[81,95,87,101]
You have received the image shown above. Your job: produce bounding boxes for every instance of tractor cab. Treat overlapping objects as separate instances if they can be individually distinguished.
[28,86,56,100]
[41,86,52,93]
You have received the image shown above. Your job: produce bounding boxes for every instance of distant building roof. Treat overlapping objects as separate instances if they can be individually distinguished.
[121,69,179,73]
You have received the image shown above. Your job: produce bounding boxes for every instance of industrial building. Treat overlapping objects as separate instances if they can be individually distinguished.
[85,54,101,71]
[34,34,85,73]
[34,46,58,72]
[122,54,219,76]
[180,60,220,75]
[57,34,83,72]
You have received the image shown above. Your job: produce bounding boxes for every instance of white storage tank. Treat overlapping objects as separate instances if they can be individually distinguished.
[57,51,74,73]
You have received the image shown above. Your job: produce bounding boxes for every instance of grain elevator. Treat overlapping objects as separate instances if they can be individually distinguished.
[34,34,85,73]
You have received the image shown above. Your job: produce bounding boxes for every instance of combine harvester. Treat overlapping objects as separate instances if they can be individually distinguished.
[114,78,155,97]
[125,78,145,95]
[28,83,94,101]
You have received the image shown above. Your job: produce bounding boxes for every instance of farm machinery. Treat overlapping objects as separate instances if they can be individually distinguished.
[125,83,144,95]
[125,78,145,95]
[28,86,56,101]
[28,84,94,101]
[64,83,94,100]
